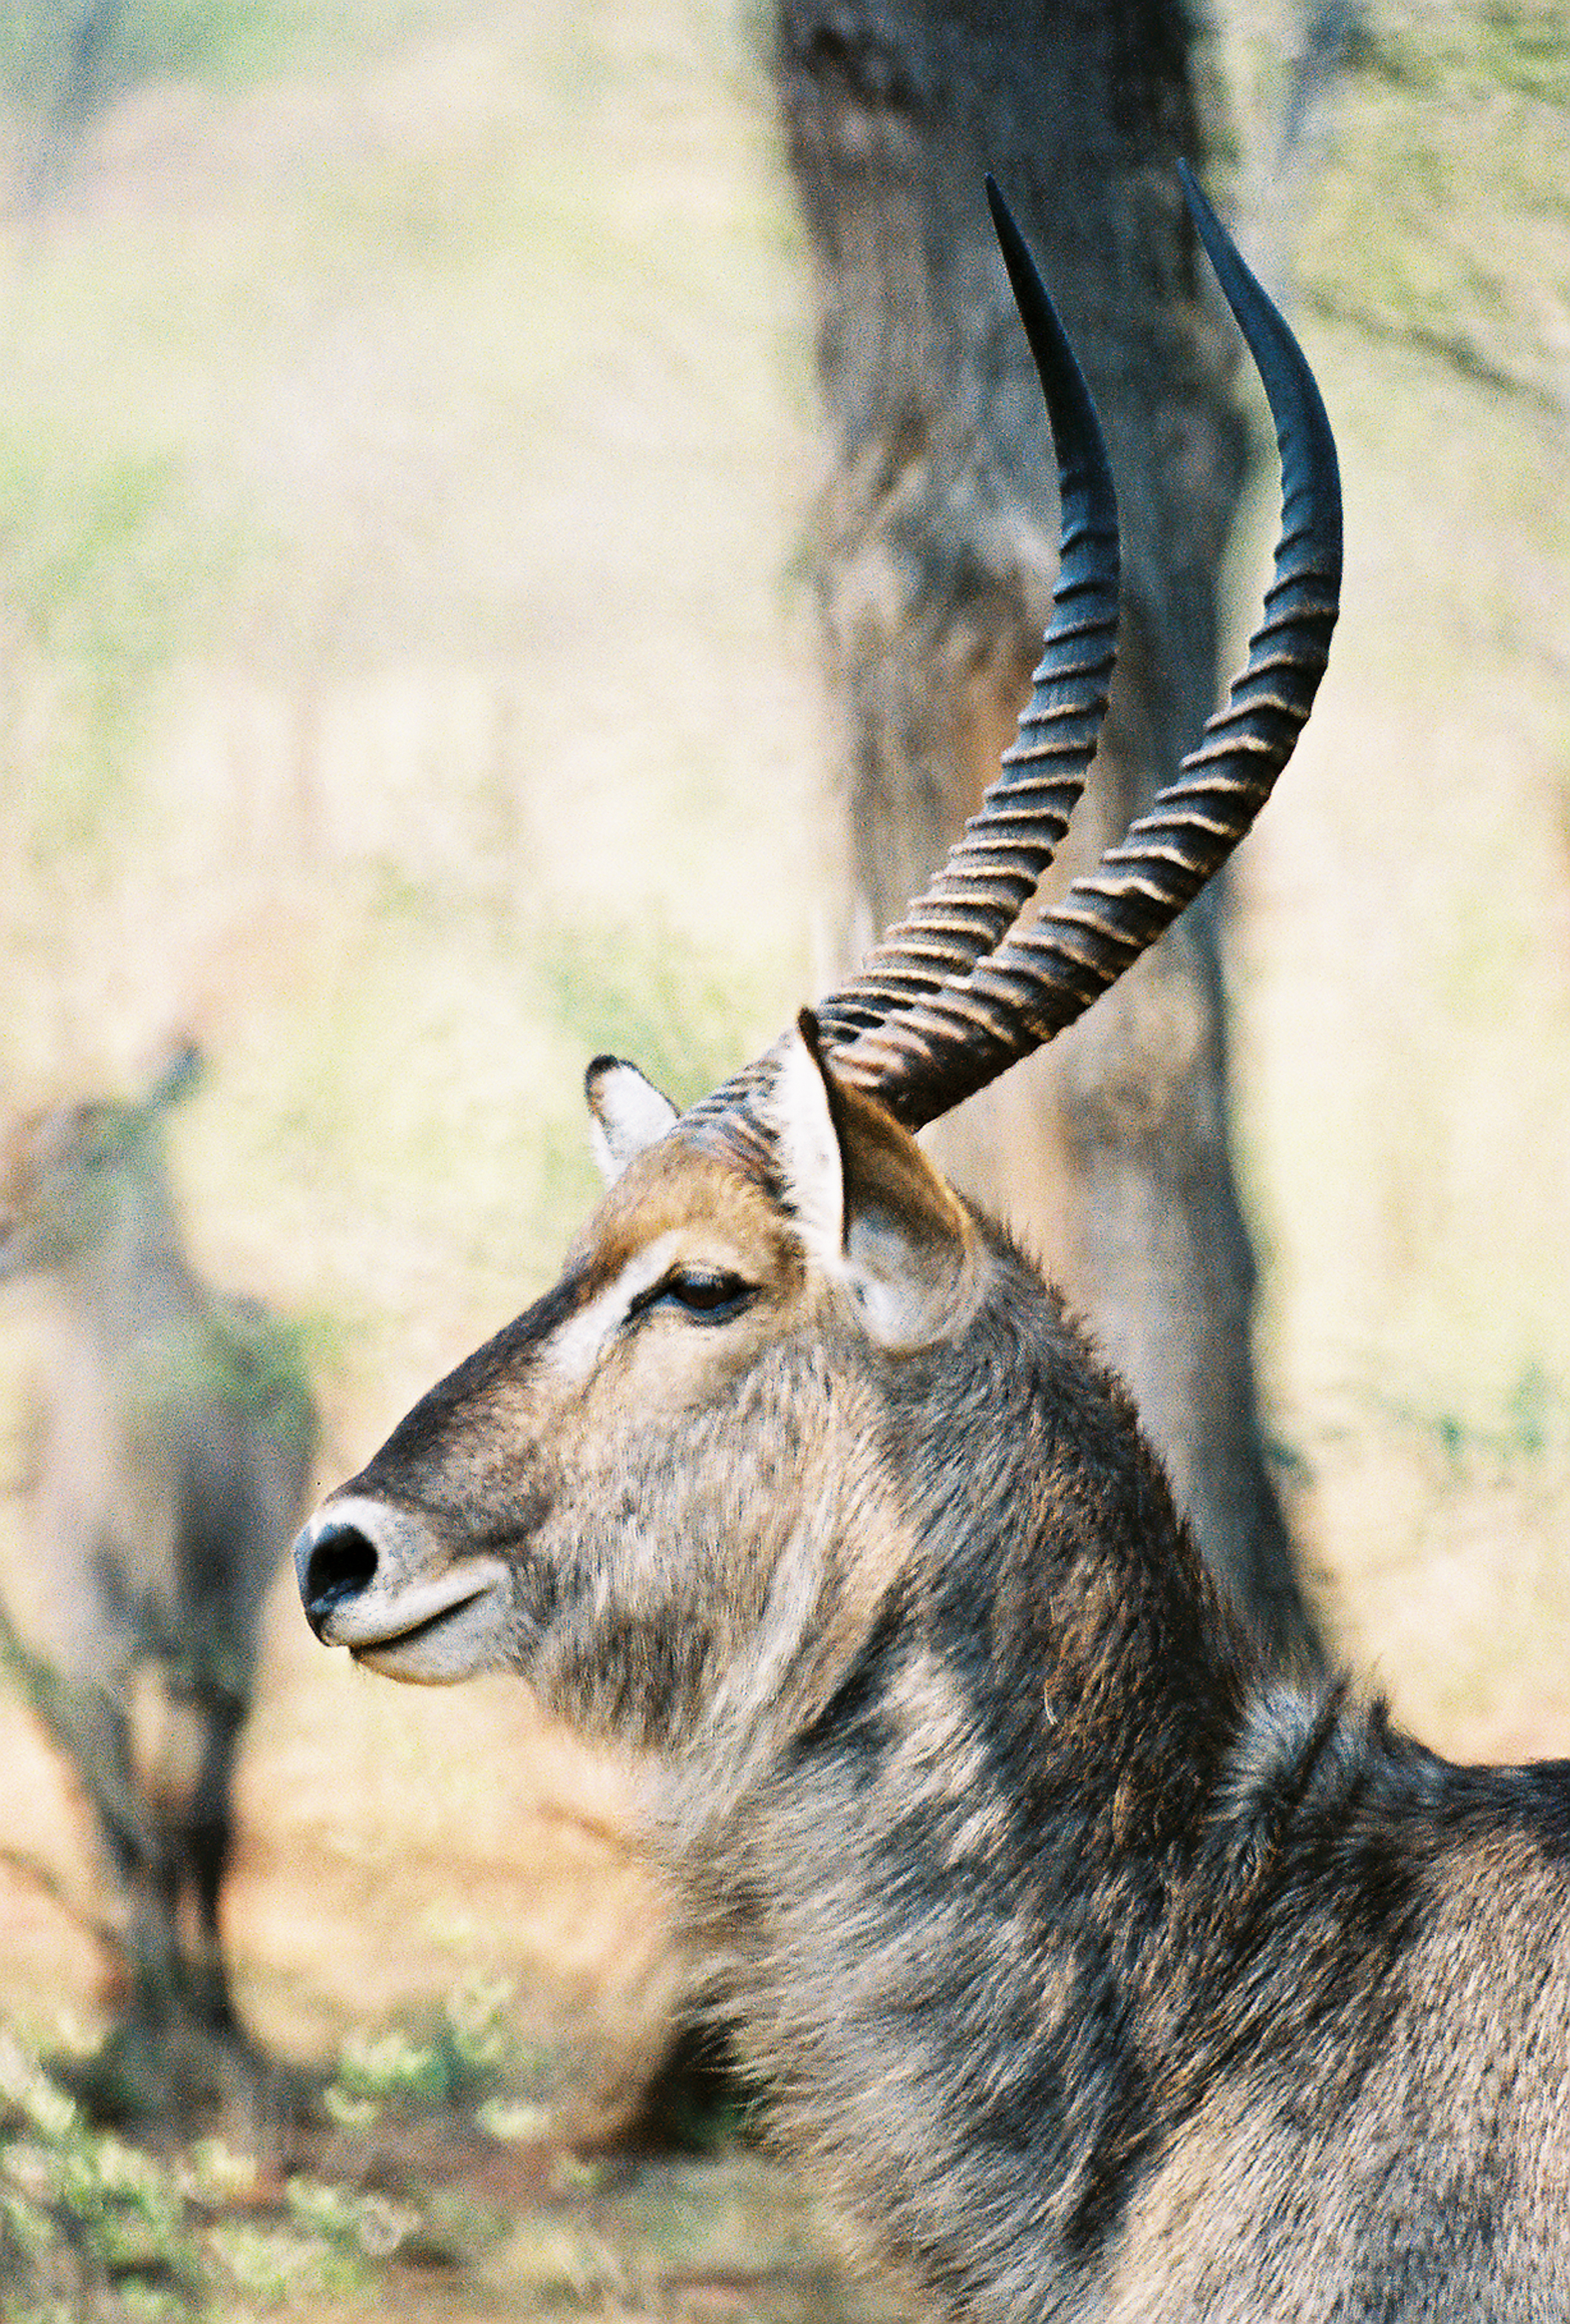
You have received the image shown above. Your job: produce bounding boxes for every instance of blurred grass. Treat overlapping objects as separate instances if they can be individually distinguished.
[0,0,1567,2231]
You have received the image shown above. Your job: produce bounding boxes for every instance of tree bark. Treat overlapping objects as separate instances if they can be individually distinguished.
[775,0,1325,1665]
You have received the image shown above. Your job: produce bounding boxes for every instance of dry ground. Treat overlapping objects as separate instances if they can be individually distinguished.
[1,1,1568,2316]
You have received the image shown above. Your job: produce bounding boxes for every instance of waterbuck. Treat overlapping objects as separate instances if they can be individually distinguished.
[0,1050,316,2100]
[296,174,1569,2318]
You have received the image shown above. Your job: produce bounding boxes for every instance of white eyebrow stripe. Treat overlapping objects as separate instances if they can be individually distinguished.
[545,1231,686,1386]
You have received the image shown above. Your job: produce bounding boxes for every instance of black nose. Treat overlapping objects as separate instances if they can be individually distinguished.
[297,1519,378,1633]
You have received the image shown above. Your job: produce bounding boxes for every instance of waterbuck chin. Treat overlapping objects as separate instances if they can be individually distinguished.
[0,1049,317,2106]
[297,172,1568,2319]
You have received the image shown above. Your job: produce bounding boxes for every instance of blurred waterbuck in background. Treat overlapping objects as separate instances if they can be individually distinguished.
[0,1048,316,2112]
[296,173,1570,2319]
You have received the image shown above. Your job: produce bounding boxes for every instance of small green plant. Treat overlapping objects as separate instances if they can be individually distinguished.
[1,2034,197,2316]
[0,2030,417,2318]
[321,1974,530,2131]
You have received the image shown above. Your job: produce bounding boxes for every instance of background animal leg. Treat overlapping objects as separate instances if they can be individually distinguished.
[34,1676,172,2014]
[179,1688,244,2037]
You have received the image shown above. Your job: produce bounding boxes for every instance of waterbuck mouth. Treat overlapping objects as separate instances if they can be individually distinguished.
[344,1567,510,1685]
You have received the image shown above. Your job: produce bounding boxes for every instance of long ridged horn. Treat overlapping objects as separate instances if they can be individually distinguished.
[680,180,1120,1167]
[825,161,1341,1128]
[812,177,1120,1042]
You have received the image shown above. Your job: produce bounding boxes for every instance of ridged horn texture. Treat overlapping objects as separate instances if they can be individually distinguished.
[679,177,1120,1169]
[826,162,1341,1130]
[680,166,1340,1175]
[812,177,1120,1043]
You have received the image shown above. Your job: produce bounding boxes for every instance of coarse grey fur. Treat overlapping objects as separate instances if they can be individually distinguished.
[0,1055,316,2083]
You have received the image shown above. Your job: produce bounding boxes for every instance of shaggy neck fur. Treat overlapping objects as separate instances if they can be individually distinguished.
[641,1231,1235,2302]
[647,1228,1559,2322]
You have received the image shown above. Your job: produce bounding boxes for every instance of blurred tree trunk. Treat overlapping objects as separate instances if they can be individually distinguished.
[774,0,1326,1665]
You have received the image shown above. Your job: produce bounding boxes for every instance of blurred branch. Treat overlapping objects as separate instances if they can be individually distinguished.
[1276,0,1366,169]
[1244,0,1366,302]
[8,0,127,209]
[35,0,126,200]
[0,1844,120,1956]
[1302,285,1560,415]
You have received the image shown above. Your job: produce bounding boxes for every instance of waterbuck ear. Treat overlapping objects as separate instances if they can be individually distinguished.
[768,1012,978,1349]
[585,1055,679,1185]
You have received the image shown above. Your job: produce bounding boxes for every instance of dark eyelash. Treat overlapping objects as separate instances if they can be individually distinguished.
[631,1268,754,1324]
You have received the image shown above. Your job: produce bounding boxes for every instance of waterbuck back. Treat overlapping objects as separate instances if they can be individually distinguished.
[293,176,1570,2319]
[0,1055,316,2107]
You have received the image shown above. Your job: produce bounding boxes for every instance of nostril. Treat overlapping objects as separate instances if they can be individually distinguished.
[302,1523,378,1620]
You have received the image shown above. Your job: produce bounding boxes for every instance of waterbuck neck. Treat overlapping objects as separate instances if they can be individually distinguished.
[298,1061,1570,2313]
[642,1232,1259,2309]
[655,1228,1249,1844]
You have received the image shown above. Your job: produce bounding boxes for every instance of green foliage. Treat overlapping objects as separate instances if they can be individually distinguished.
[1298,0,1570,406]
[0,2030,428,2317]
[322,1974,527,2131]
[0,0,422,114]
[204,2174,409,2307]
[1,2036,197,2316]
[1471,0,1570,104]
[0,1,442,215]
[533,915,760,1115]
[0,432,241,864]
[1357,1,1570,106]
[1368,1357,1567,1477]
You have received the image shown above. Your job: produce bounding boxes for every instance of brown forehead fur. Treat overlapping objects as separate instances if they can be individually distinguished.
[567,1136,811,1292]
[567,1067,973,1307]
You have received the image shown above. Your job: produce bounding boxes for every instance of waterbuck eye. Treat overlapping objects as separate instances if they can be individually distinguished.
[636,1266,754,1324]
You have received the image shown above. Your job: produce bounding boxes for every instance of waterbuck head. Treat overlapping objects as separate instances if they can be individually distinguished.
[296,170,1340,1767]
[0,1045,204,1290]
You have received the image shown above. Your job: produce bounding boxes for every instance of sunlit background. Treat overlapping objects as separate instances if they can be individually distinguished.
[0,0,1567,2313]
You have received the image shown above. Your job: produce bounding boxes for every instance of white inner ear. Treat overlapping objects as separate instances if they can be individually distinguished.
[767,1026,977,1353]
[842,1211,968,1352]
[586,1061,679,1185]
[766,1027,845,1269]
